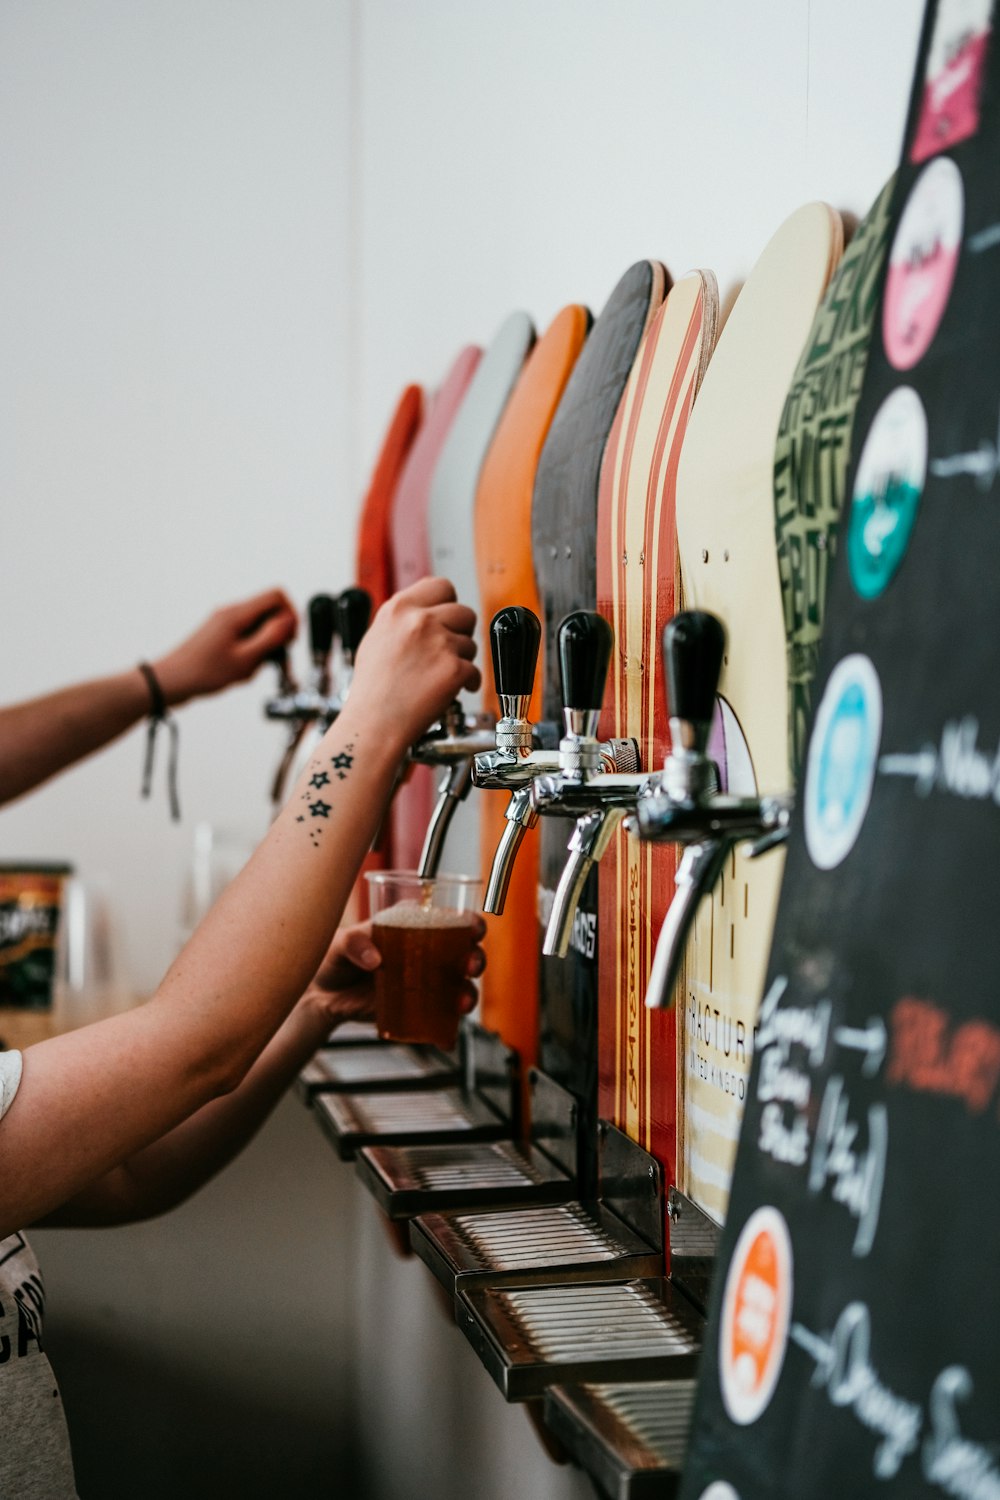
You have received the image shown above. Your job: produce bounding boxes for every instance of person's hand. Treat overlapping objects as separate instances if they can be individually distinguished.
[346,577,480,752]
[306,916,487,1031]
[151,588,298,707]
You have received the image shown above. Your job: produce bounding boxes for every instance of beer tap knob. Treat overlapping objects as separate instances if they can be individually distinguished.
[531,612,643,958]
[335,587,372,668]
[628,609,792,1010]
[308,593,338,686]
[492,605,542,755]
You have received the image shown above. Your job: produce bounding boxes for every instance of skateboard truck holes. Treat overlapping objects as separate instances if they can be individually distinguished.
[628,610,792,1009]
[526,612,644,958]
[473,607,635,915]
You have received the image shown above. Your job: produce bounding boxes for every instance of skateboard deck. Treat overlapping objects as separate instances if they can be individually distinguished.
[355,384,424,612]
[426,311,536,880]
[389,345,482,871]
[674,203,844,1226]
[532,261,668,1189]
[595,271,719,1203]
[774,178,896,783]
[681,2,1000,1491]
[474,304,591,1077]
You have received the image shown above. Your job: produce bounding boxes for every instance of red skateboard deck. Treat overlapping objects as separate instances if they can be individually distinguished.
[389,346,482,870]
[474,304,591,1082]
[595,271,719,1207]
[355,383,423,612]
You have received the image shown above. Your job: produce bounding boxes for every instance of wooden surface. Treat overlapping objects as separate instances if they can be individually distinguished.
[595,271,719,1215]
[674,202,843,1224]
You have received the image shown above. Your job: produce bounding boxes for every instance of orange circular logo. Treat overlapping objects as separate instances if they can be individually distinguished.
[719,1206,792,1424]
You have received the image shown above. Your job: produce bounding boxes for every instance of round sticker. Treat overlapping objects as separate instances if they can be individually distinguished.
[719,1206,793,1426]
[847,386,927,599]
[804,654,883,871]
[883,156,963,369]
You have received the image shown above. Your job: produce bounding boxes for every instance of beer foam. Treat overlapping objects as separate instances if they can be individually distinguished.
[372,900,477,929]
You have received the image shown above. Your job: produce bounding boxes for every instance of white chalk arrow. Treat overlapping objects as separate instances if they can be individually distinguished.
[833,1017,887,1077]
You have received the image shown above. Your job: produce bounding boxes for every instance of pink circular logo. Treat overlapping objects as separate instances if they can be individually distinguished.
[883,157,964,370]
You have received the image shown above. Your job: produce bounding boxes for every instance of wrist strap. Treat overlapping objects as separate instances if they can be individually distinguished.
[138,662,181,822]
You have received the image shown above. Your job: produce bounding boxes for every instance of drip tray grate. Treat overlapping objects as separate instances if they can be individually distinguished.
[296,1043,458,1101]
[544,1380,696,1500]
[458,1278,701,1400]
[356,1139,575,1219]
[412,1201,661,1292]
[314,1087,509,1160]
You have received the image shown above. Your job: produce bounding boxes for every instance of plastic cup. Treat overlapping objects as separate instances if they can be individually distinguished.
[365,871,483,1049]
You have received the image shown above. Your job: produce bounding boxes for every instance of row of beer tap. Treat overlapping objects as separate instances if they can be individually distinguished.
[266,589,792,1002]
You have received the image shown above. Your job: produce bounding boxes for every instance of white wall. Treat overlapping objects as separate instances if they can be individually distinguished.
[9,2,926,1498]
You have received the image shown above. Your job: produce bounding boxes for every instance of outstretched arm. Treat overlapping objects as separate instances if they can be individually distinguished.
[38,918,486,1226]
[0,587,297,807]
[0,578,479,1239]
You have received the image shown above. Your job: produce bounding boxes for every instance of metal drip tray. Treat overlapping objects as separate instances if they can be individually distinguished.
[544,1380,696,1499]
[412,1202,661,1293]
[667,1188,720,1317]
[296,1043,458,1103]
[457,1278,702,1400]
[314,1087,509,1161]
[355,1139,575,1220]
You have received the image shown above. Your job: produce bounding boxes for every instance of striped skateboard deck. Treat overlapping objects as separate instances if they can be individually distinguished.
[474,305,591,1080]
[427,311,536,880]
[595,271,719,1209]
[774,178,896,784]
[674,203,844,1225]
[389,346,482,871]
[532,261,667,1189]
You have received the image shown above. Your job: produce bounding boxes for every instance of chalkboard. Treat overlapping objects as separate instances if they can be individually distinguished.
[680,1,1000,1495]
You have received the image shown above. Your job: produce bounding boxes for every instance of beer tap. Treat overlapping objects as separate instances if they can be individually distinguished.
[473,608,637,916]
[333,587,372,706]
[266,592,338,810]
[628,610,792,1010]
[530,612,643,958]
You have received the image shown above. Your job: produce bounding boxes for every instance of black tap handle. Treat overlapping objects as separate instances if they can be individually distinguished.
[336,587,372,660]
[308,594,338,659]
[490,607,541,699]
[663,611,726,728]
[557,611,613,712]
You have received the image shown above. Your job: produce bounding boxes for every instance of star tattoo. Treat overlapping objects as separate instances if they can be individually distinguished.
[309,800,331,819]
[331,751,354,780]
[309,771,330,790]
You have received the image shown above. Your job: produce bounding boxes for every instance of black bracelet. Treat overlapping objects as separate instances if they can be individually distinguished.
[137,662,181,822]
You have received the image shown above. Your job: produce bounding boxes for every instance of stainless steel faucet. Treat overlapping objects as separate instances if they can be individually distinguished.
[626,610,792,1010]
[526,612,643,958]
[409,699,499,878]
[472,607,636,916]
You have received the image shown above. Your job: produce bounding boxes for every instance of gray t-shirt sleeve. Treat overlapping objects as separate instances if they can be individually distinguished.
[0,1049,23,1119]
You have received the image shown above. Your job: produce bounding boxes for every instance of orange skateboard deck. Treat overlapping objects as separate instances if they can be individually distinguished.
[389,346,482,871]
[673,203,844,1226]
[474,304,591,1082]
[595,271,719,1209]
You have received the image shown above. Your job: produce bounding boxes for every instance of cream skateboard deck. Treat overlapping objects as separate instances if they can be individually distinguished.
[426,311,535,879]
[673,203,844,1225]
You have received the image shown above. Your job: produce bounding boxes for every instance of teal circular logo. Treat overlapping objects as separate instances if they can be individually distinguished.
[847,386,927,599]
[805,655,882,870]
